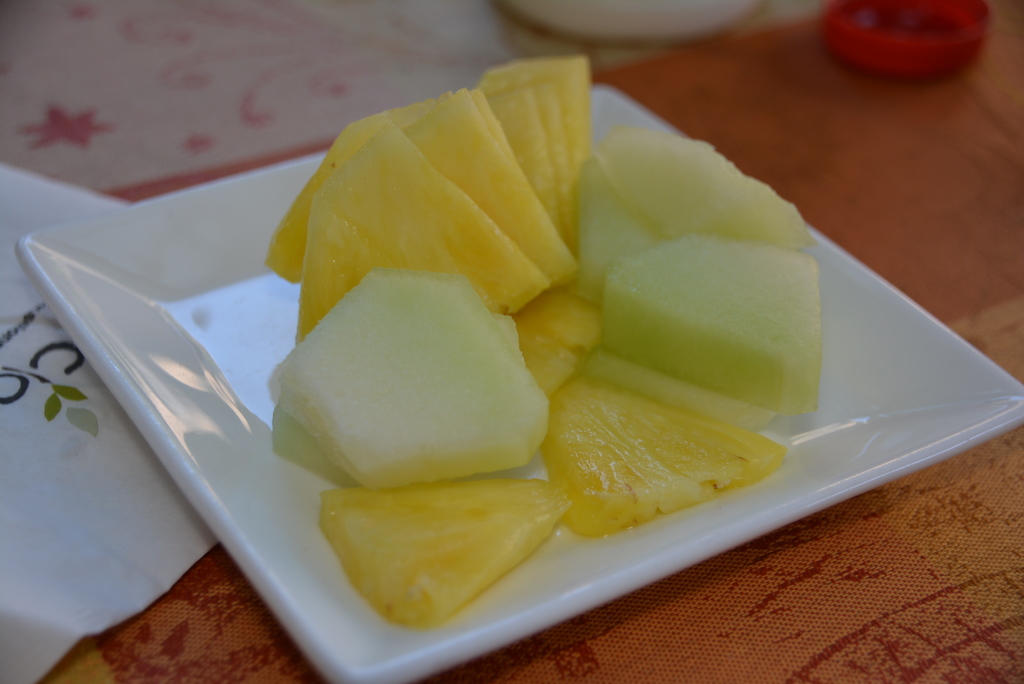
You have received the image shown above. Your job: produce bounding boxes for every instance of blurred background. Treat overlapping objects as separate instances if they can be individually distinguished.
[0,0,819,196]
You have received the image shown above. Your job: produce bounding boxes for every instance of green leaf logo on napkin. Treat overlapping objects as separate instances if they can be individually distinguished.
[1,321,99,436]
[43,384,97,436]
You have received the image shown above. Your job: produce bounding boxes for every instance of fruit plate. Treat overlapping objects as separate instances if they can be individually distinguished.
[17,86,1024,684]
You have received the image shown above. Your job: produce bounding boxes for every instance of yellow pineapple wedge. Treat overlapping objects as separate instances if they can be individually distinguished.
[297,123,548,339]
[478,56,591,250]
[512,286,601,395]
[484,87,560,238]
[543,377,786,537]
[478,56,590,176]
[320,479,569,628]
[404,89,576,286]
[530,84,576,246]
[469,89,518,167]
[265,96,442,282]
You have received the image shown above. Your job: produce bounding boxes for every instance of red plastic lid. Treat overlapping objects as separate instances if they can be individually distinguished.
[823,0,991,78]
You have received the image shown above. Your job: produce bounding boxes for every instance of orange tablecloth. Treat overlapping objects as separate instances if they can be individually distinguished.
[6,1,1023,682]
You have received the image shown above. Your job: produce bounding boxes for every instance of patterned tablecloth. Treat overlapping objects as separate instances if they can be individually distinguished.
[2,0,1023,682]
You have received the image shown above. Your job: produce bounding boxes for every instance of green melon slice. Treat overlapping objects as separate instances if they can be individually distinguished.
[596,126,814,248]
[277,268,549,489]
[575,126,815,302]
[271,404,356,487]
[583,349,777,431]
[602,234,821,415]
[575,157,659,302]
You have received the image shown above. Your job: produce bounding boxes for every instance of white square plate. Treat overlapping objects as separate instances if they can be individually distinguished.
[18,87,1024,684]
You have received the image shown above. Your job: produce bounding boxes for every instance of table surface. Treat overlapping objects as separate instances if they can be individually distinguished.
[3,0,1024,682]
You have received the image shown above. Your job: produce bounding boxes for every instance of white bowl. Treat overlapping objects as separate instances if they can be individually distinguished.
[498,0,763,41]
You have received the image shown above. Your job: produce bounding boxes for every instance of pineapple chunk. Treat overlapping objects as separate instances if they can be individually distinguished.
[469,89,518,166]
[265,96,442,282]
[543,377,786,537]
[484,87,560,238]
[512,286,602,395]
[531,84,576,246]
[478,56,591,180]
[267,83,578,287]
[404,89,576,286]
[479,56,591,250]
[297,123,548,338]
[320,479,569,627]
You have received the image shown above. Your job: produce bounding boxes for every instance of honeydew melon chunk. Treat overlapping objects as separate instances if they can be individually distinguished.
[278,269,549,489]
[297,122,548,338]
[265,96,443,283]
[404,89,576,286]
[583,349,777,431]
[271,405,356,488]
[576,157,659,302]
[602,234,821,415]
[485,87,561,237]
[596,126,815,249]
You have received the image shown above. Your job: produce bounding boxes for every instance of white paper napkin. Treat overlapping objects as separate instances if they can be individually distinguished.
[0,163,216,684]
